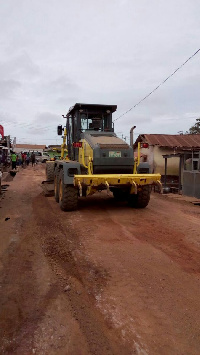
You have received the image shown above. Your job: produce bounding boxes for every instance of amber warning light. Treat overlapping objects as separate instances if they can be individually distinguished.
[73,142,82,148]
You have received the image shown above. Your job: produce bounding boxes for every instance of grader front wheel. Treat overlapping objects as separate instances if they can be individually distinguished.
[58,170,78,211]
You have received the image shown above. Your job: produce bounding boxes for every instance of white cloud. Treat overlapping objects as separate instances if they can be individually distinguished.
[0,0,199,144]
[0,79,21,99]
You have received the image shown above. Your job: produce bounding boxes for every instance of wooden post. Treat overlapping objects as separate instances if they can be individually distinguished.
[164,158,167,188]
[178,155,182,193]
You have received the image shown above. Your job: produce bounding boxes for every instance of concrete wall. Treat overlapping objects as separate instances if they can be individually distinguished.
[183,171,200,199]
[153,146,180,175]
[136,145,181,175]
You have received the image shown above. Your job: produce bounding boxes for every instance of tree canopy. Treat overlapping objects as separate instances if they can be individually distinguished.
[187,118,200,134]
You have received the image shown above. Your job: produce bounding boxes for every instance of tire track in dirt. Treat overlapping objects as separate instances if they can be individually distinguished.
[2,166,200,354]
[111,200,200,275]
[0,207,61,354]
[62,192,200,355]
[33,193,134,355]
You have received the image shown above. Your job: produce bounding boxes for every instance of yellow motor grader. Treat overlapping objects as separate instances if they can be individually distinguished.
[45,103,161,211]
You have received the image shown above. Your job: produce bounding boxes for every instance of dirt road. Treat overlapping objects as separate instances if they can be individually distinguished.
[0,165,200,355]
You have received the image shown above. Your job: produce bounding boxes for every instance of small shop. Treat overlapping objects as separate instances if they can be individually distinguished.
[163,150,200,199]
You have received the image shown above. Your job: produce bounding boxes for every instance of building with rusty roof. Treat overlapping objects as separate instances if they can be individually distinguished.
[134,134,200,199]
[134,134,200,150]
[134,134,200,176]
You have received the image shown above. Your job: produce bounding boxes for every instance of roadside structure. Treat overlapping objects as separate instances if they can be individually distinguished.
[0,135,12,172]
[15,144,46,153]
[134,134,200,198]
[162,150,200,198]
[182,150,200,198]
[134,134,200,174]
[45,145,67,159]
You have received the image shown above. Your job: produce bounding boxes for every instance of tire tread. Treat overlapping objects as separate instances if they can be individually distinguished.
[46,162,54,180]
[129,185,151,208]
[59,170,78,211]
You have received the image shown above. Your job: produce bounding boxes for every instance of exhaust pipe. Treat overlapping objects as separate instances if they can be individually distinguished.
[130,126,136,147]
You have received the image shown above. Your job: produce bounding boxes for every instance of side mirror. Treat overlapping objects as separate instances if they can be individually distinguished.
[57,125,63,135]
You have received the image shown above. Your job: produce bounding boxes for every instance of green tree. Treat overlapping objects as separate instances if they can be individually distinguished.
[187,118,200,134]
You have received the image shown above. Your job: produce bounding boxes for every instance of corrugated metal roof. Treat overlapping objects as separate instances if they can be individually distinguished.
[134,134,200,148]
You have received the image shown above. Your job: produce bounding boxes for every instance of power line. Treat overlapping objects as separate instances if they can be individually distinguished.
[1,114,65,130]
[1,119,58,130]
[114,48,200,122]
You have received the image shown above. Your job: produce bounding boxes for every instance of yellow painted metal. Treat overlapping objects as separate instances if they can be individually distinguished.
[74,173,161,187]
[78,138,94,174]
[79,139,93,167]
[74,136,161,196]
[137,142,141,166]
[61,127,68,160]
[133,141,141,173]
[86,186,96,196]
[88,157,93,175]
[130,180,137,194]
[77,179,82,196]
[133,160,137,174]
[79,146,88,169]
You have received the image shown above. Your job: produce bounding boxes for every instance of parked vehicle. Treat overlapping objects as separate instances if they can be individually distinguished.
[23,151,50,163]
[40,152,50,163]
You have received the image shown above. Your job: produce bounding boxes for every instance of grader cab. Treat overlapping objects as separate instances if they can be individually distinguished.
[45,103,161,211]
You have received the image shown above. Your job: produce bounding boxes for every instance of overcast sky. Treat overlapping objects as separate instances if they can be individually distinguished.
[0,0,200,145]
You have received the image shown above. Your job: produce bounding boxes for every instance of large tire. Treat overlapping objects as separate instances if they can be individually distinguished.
[58,170,78,211]
[129,185,151,208]
[54,168,59,202]
[46,161,54,181]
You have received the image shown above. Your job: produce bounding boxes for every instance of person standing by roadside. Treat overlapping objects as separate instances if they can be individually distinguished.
[31,151,35,167]
[11,151,17,170]
[21,152,25,167]
[23,152,27,168]
[19,152,22,166]
[17,153,21,166]
[26,152,30,166]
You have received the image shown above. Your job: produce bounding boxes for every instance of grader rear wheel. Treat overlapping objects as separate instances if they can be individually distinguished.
[128,185,151,208]
[58,170,78,211]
